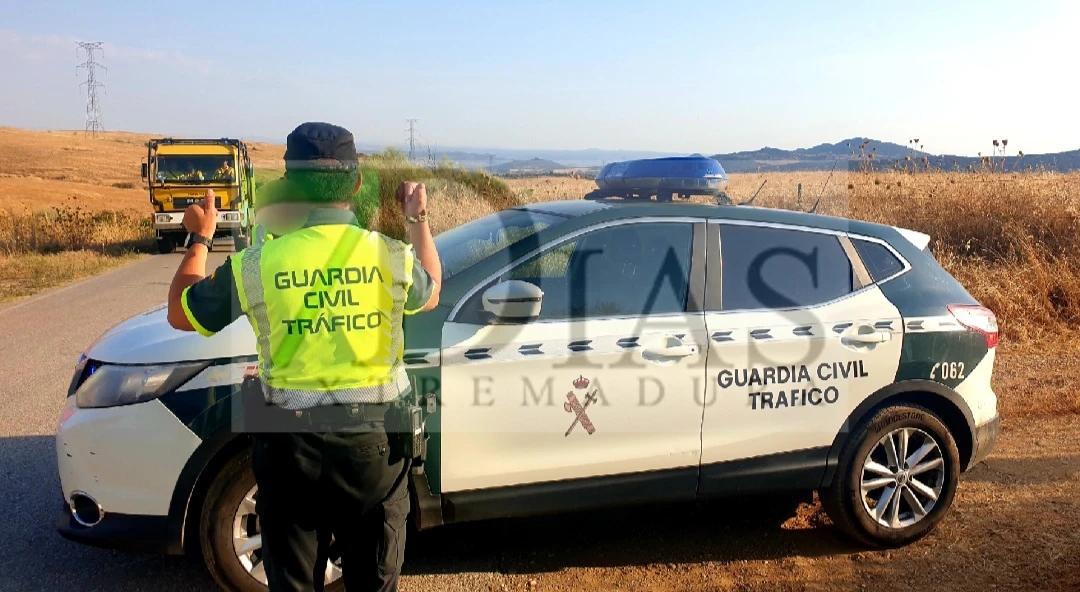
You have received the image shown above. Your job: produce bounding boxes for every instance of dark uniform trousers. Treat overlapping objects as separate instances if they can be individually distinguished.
[250,404,412,592]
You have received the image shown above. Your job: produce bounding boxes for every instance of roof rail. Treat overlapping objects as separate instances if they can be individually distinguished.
[151,138,243,148]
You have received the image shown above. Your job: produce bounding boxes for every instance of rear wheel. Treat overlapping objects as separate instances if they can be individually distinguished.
[157,236,176,254]
[199,448,344,592]
[819,404,960,548]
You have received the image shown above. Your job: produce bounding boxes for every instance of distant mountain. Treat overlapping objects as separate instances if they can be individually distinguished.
[712,138,1080,172]
[487,157,568,174]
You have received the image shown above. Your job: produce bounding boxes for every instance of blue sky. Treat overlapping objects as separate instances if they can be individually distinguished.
[0,0,1075,155]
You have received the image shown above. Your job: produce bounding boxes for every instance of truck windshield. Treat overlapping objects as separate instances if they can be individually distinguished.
[156,155,237,184]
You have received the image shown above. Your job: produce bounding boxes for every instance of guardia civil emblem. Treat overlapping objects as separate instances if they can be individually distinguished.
[564,375,598,436]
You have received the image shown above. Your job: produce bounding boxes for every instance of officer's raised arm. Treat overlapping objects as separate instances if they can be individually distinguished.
[167,189,244,335]
[398,181,441,312]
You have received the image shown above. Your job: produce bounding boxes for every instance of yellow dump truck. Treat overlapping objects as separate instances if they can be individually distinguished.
[141,138,255,254]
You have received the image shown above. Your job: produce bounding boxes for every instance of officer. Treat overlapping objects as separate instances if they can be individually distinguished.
[165,122,441,592]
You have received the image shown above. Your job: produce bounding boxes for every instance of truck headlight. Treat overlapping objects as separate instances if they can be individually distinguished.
[155,214,172,224]
[75,362,210,409]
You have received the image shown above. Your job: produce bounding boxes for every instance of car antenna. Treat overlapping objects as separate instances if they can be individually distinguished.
[740,179,767,206]
[808,157,839,214]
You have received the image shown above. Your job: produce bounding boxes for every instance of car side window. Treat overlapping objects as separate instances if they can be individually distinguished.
[718,225,853,310]
[852,238,905,282]
[465,222,693,322]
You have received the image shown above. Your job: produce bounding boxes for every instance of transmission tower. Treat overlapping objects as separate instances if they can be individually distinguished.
[405,118,419,161]
[76,42,107,137]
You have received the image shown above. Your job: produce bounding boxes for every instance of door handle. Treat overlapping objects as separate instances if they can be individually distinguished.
[641,344,698,358]
[842,329,892,345]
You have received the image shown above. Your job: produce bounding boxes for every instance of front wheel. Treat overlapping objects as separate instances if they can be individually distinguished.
[233,231,251,252]
[199,448,344,592]
[156,236,176,254]
[819,404,960,548]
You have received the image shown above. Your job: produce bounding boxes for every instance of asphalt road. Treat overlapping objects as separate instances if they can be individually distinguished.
[0,251,229,592]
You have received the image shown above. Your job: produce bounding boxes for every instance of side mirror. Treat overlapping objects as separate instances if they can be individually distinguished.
[140,163,148,180]
[482,280,543,322]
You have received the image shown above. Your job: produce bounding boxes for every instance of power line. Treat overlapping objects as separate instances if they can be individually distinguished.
[405,118,419,161]
[76,41,107,137]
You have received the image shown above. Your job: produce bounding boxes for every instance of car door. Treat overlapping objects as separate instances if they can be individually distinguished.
[439,218,708,494]
[699,221,903,493]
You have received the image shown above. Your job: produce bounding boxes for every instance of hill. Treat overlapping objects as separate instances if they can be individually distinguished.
[711,137,1080,173]
[0,127,285,213]
[487,157,568,175]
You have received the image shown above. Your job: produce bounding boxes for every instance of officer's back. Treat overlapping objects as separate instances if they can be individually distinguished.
[166,122,441,592]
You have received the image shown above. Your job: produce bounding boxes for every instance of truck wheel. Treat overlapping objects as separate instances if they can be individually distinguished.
[157,236,176,254]
[819,404,960,548]
[233,231,251,252]
[199,448,345,592]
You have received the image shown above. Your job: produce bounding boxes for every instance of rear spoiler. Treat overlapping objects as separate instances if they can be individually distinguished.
[893,226,931,251]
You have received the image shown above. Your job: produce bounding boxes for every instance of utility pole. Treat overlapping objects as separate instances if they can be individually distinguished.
[405,118,419,161]
[76,41,107,137]
[488,154,495,170]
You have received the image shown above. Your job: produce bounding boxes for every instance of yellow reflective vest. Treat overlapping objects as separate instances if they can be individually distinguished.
[230,210,421,408]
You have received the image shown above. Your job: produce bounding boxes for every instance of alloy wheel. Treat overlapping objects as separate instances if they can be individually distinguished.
[859,427,946,529]
[232,485,344,586]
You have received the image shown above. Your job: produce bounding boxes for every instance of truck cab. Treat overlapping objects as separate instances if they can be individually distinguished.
[141,138,255,254]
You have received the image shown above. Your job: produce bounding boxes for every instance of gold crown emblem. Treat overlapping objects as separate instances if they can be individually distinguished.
[573,375,590,389]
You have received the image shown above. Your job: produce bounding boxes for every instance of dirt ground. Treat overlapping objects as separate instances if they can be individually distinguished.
[400,413,1080,592]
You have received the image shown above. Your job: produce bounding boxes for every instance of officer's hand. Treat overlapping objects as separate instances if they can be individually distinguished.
[396,182,427,218]
[184,189,219,237]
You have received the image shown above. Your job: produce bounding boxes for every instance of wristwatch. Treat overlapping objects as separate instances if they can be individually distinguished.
[404,211,428,224]
[184,233,214,249]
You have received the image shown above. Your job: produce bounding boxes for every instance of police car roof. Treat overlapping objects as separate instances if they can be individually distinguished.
[510,198,899,240]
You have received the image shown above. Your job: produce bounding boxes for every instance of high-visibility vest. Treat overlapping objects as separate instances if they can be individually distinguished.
[231,220,415,408]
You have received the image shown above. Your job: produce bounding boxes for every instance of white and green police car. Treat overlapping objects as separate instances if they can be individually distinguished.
[57,198,999,592]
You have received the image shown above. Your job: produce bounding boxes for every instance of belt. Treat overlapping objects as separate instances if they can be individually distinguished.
[294,402,392,425]
[240,376,397,432]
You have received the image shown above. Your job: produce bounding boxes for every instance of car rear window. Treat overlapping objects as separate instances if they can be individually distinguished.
[853,239,905,282]
[718,225,853,310]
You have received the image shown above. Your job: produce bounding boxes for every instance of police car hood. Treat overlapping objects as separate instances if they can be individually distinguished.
[86,304,257,364]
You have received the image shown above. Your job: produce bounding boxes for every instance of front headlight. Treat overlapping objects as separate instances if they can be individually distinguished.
[75,362,210,409]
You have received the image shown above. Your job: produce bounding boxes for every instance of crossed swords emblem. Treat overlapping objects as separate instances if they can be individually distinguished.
[564,390,598,436]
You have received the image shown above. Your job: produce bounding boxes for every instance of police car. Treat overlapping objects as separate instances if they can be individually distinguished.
[56,196,999,592]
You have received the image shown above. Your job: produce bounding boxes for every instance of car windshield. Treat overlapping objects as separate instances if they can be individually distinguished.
[434,209,567,279]
[156,155,237,184]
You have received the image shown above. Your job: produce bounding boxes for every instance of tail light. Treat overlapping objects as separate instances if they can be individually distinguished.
[948,305,999,348]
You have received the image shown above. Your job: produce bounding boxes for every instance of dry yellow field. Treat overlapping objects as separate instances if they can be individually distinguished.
[0,127,284,213]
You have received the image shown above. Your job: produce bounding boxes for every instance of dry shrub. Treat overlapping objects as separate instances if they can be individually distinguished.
[358,162,516,240]
[0,207,153,255]
[841,170,1080,344]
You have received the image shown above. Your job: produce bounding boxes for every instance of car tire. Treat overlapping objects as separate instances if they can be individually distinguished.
[819,403,960,548]
[199,447,345,592]
[157,236,176,254]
